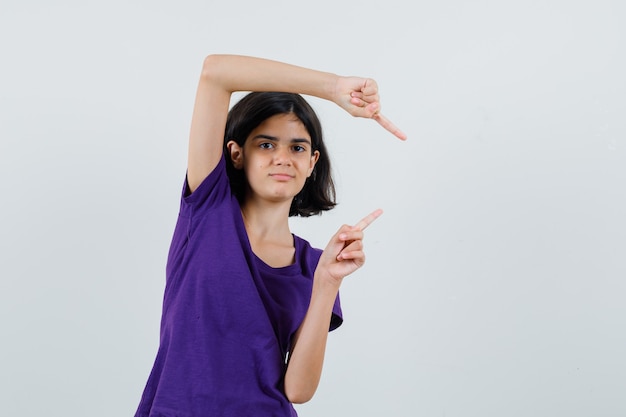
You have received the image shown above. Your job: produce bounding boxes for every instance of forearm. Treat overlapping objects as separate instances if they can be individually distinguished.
[283,275,341,404]
[202,54,339,101]
[188,55,403,192]
[189,54,337,191]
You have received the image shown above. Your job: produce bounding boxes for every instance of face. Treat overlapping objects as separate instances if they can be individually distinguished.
[228,113,320,205]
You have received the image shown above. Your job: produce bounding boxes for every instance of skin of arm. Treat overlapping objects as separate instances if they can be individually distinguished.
[188,54,337,193]
[284,209,383,403]
[187,54,405,193]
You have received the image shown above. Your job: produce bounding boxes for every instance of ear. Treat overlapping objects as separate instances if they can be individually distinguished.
[308,150,320,177]
[227,140,244,169]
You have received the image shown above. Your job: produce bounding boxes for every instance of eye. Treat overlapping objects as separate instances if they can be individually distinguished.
[292,144,306,153]
[259,142,274,150]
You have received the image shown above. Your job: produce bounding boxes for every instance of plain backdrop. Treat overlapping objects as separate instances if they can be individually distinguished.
[1,0,625,416]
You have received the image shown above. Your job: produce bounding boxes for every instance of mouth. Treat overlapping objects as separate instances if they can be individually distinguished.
[269,173,295,181]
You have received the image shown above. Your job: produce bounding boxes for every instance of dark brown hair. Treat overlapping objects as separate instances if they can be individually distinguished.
[224,92,336,217]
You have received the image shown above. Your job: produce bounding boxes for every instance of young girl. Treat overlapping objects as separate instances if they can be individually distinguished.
[134,54,406,417]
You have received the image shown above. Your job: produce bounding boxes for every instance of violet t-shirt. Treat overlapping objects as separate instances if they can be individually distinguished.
[135,155,343,417]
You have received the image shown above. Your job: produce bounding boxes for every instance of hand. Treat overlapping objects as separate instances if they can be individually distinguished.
[335,77,407,141]
[316,209,384,285]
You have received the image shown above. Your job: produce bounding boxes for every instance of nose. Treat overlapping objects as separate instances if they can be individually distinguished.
[273,146,292,165]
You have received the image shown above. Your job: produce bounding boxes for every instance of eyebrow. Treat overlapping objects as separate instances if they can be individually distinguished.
[252,134,312,145]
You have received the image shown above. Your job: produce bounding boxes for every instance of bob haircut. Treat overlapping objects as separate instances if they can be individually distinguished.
[223,92,336,217]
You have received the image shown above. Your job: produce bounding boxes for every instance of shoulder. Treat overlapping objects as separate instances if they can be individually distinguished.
[294,234,322,268]
[183,154,228,200]
[175,154,233,221]
[293,233,320,251]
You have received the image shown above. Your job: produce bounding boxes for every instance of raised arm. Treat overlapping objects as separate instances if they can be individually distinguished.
[187,54,406,192]
[188,55,335,192]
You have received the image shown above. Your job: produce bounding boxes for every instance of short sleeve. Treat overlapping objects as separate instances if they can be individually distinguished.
[181,155,230,211]
[330,292,343,331]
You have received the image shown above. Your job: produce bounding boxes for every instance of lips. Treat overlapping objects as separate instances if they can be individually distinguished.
[269,173,295,181]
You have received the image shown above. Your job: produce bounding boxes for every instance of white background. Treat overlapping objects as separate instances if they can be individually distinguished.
[1,0,625,416]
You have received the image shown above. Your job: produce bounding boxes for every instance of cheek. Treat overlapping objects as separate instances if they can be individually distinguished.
[242,153,265,169]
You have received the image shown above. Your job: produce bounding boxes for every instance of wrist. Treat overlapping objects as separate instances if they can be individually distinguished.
[313,270,342,294]
[325,73,342,104]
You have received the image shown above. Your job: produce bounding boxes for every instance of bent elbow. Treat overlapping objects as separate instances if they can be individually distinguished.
[285,389,314,405]
[284,379,317,404]
[200,54,225,82]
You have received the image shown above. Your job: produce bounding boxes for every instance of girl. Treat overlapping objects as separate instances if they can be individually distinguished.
[135,54,406,417]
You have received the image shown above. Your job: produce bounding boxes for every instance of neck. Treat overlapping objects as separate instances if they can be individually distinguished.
[240,199,292,242]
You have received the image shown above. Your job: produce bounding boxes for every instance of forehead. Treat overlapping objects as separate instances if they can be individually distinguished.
[251,113,309,137]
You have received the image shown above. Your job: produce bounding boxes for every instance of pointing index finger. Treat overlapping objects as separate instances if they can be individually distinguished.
[373,112,407,141]
[354,208,384,231]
